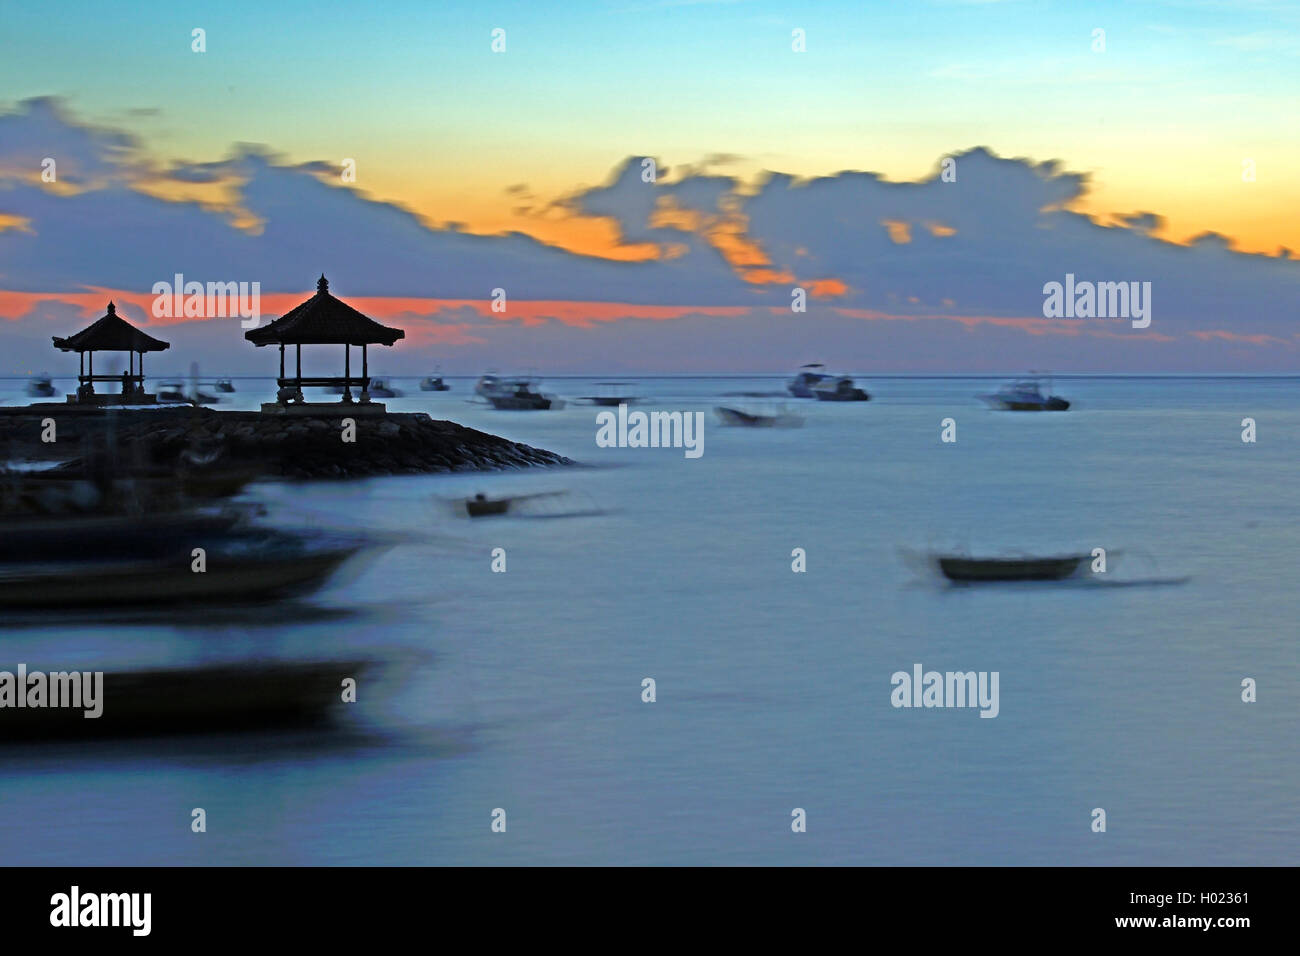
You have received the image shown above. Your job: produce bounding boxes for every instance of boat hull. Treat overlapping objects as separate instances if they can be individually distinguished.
[0,659,370,740]
[0,538,361,609]
[937,555,1085,582]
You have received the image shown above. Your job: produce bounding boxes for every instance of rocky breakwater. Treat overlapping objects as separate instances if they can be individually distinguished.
[0,407,573,479]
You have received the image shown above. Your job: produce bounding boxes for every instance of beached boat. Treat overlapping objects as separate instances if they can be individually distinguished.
[812,376,870,402]
[980,377,1069,411]
[419,376,450,391]
[0,658,371,740]
[936,553,1086,582]
[714,406,805,428]
[787,363,831,398]
[25,375,56,398]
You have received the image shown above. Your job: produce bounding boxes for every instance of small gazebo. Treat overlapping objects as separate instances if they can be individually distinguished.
[52,301,170,405]
[245,275,404,413]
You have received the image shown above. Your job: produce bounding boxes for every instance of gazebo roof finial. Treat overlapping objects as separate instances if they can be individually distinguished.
[107,301,116,315]
[317,274,329,294]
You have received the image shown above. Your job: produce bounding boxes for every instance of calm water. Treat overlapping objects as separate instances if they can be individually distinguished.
[1,376,1296,865]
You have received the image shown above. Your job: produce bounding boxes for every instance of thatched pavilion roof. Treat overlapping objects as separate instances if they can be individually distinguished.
[245,276,405,347]
[52,302,170,353]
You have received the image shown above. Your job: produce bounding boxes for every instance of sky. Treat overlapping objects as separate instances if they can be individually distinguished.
[0,0,1297,373]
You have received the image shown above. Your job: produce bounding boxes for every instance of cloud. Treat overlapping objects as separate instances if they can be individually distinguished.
[0,100,1297,372]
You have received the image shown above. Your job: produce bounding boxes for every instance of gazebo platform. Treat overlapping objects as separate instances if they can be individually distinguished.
[65,393,159,406]
[259,401,388,416]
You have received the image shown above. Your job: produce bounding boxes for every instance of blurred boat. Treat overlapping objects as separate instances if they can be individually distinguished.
[0,507,254,564]
[482,378,563,410]
[25,374,56,398]
[419,376,450,391]
[980,377,1069,411]
[462,490,567,517]
[935,553,1086,582]
[579,382,641,406]
[368,378,402,398]
[214,378,236,393]
[156,380,219,405]
[812,375,870,402]
[0,658,370,740]
[714,405,804,428]
[787,363,831,398]
[0,527,371,609]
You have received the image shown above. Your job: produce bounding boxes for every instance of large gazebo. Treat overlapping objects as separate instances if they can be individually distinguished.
[52,301,170,405]
[245,275,404,413]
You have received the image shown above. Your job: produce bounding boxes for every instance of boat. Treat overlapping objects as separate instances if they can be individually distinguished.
[0,507,256,564]
[0,527,372,609]
[935,553,1087,582]
[419,376,450,391]
[979,377,1069,411]
[474,374,501,397]
[811,376,870,402]
[214,378,236,393]
[25,375,56,398]
[787,364,832,398]
[0,658,372,740]
[155,380,188,403]
[368,378,402,398]
[461,490,569,518]
[578,382,641,406]
[482,378,564,410]
[714,406,804,428]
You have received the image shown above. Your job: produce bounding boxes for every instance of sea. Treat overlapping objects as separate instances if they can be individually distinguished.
[0,375,1295,865]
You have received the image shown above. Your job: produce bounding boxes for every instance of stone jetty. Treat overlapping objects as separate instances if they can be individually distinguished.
[0,407,572,479]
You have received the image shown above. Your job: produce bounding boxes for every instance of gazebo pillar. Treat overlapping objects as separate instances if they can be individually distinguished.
[360,344,370,403]
[295,343,303,402]
[343,344,353,403]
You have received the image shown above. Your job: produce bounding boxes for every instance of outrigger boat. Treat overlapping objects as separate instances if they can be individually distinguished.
[714,405,804,428]
[462,490,568,517]
[578,382,641,406]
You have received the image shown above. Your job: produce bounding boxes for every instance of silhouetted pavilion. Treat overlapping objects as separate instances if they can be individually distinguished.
[245,275,404,411]
[51,301,170,405]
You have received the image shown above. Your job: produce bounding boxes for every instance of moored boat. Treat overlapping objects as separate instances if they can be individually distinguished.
[419,376,450,391]
[980,377,1069,411]
[936,553,1086,582]
[482,377,563,410]
[787,363,831,398]
[812,376,870,402]
[26,375,56,398]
